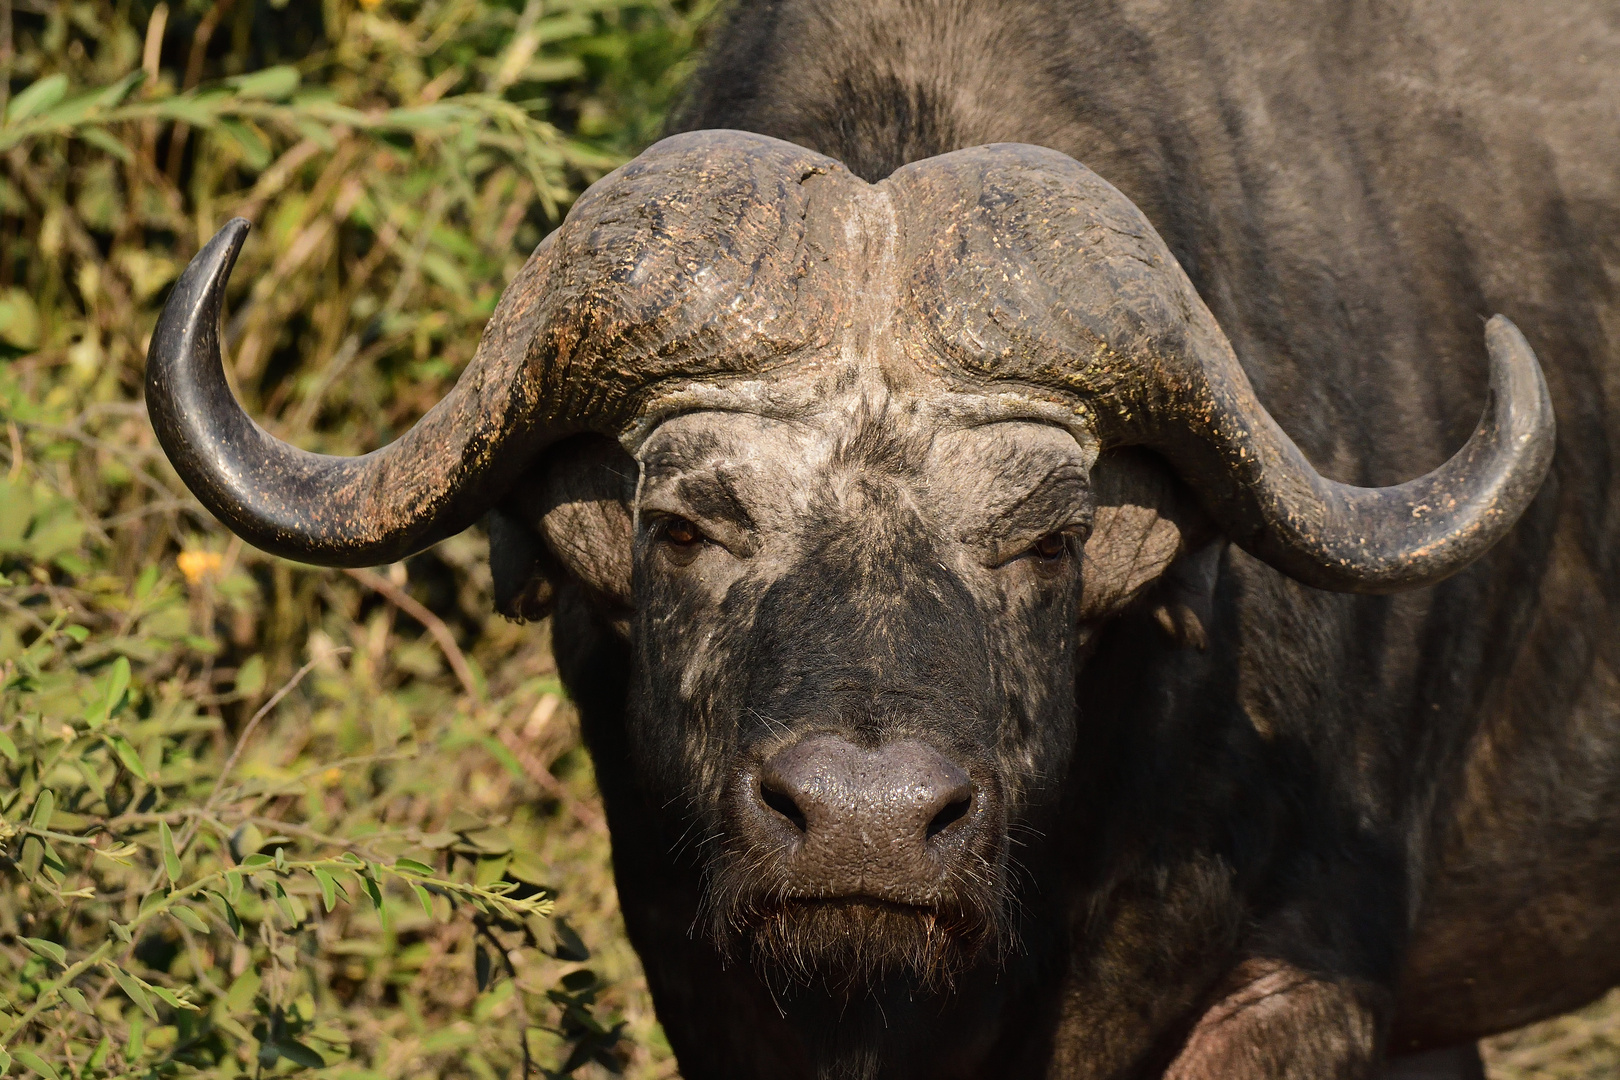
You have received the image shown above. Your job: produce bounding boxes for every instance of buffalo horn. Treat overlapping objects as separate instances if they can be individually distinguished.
[1133,312,1555,594]
[145,218,576,566]
[894,143,1557,594]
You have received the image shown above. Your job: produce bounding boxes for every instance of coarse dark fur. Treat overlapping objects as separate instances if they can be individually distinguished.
[514,2,1620,1078]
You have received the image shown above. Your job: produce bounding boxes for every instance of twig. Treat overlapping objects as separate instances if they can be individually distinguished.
[496,726,606,834]
[165,0,237,181]
[0,0,13,120]
[175,922,229,999]
[7,417,189,503]
[207,649,351,810]
[143,650,349,901]
[345,566,481,702]
[141,4,168,86]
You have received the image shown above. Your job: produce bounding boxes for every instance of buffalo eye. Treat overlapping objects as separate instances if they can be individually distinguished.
[1032,532,1068,563]
[659,516,704,548]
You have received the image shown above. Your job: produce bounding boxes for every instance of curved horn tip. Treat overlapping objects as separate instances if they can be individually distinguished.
[1482,313,1556,447]
[1484,314,1551,404]
[144,218,252,388]
[1230,313,1556,596]
[179,217,251,310]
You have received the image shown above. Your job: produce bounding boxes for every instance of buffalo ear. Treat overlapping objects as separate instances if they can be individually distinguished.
[490,436,636,623]
[489,508,557,621]
[1079,448,1220,645]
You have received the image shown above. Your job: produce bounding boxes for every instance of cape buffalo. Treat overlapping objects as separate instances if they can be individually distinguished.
[145,2,1620,1077]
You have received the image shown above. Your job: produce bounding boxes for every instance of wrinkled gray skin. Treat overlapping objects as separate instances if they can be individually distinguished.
[496,2,1620,1079]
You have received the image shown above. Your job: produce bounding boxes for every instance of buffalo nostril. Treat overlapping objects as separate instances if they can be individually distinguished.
[759,779,809,832]
[925,792,973,840]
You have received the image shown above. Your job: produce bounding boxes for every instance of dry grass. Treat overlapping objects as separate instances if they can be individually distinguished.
[1484,993,1620,1080]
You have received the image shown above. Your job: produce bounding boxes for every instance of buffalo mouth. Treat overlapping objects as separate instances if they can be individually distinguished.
[705,734,1014,992]
[715,892,1005,994]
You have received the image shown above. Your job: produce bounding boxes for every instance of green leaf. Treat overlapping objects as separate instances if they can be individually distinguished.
[145,983,198,1010]
[225,969,260,1012]
[77,125,133,161]
[86,1037,110,1070]
[412,882,434,918]
[107,734,147,781]
[153,95,223,128]
[239,852,274,868]
[550,917,590,962]
[0,287,41,350]
[59,986,92,1014]
[104,656,130,719]
[109,921,132,943]
[0,1048,9,1074]
[360,870,387,929]
[216,119,271,171]
[39,839,66,883]
[0,730,16,761]
[393,857,435,875]
[475,851,512,887]
[207,890,243,936]
[479,735,528,784]
[108,964,158,1020]
[229,65,300,100]
[375,104,459,132]
[124,1014,145,1061]
[270,880,298,923]
[235,654,266,697]
[18,835,43,878]
[5,73,68,124]
[94,69,146,109]
[159,820,182,883]
[171,904,209,933]
[312,867,343,911]
[22,936,66,964]
[27,88,102,130]
[10,1049,59,1080]
[270,1038,326,1068]
[28,788,53,830]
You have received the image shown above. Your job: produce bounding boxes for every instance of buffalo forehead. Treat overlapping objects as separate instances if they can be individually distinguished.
[637,404,1093,552]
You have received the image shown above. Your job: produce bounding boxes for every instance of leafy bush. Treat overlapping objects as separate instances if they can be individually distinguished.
[0,0,708,1075]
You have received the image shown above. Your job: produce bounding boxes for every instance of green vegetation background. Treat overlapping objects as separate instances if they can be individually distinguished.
[0,0,1614,1076]
[0,0,705,1074]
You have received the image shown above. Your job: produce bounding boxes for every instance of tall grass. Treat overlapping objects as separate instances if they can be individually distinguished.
[0,0,708,1075]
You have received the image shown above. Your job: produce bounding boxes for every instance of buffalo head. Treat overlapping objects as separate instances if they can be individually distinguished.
[145,132,1553,996]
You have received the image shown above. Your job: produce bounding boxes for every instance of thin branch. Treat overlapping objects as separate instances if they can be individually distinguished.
[0,0,12,122]
[207,648,352,811]
[345,566,481,702]
[496,726,606,834]
[165,0,237,181]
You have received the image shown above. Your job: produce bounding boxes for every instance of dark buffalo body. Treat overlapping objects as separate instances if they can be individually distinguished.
[630,2,1620,1075]
[140,1,1620,1078]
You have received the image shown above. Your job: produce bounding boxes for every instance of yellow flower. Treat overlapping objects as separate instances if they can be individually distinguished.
[177,549,225,585]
